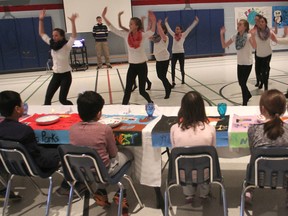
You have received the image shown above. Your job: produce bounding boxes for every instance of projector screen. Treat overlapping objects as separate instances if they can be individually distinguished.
[63,0,132,33]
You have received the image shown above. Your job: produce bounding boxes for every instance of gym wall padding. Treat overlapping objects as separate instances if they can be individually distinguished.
[154,9,224,57]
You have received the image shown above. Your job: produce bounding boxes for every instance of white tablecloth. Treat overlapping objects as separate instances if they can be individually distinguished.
[27,104,269,187]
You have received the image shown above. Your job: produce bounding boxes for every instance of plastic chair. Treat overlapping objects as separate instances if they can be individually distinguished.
[57,144,144,216]
[164,146,228,216]
[0,140,58,216]
[240,147,288,216]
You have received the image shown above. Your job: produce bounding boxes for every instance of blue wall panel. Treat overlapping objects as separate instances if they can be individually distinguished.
[0,19,22,71]
[15,18,39,68]
[195,10,211,55]
[210,9,224,54]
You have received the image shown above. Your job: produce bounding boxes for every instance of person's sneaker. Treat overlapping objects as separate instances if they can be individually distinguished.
[107,64,112,69]
[113,191,129,216]
[0,189,22,202]
[93,189,111,207]
[97,65,103,70]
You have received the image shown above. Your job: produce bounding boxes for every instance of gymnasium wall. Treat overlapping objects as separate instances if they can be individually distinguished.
[0,1,287,69]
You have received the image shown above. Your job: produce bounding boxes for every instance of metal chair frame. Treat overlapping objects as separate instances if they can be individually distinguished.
[0,148,53,216]
[59,146,144,216]
[164,147,228,216]
[240,155,288,216]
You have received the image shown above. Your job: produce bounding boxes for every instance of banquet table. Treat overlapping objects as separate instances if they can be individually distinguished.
[22,104,275,188]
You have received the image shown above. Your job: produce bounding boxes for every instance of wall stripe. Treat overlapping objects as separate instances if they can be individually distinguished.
[0,1,286,12]
[132,0,288,6]
[0,4,63,12]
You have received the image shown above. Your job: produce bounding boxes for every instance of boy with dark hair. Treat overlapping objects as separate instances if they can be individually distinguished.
[70,91,133,215]
[0,90,60,200]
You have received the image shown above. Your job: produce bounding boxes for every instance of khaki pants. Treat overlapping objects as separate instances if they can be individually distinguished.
[95,41,110,66]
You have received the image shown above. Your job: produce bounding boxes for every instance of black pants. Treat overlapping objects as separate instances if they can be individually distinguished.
[254,52,260,84]
[255,54,272,90]
[122,62,153,105]
[171,53,185,83]
[156,60,171,95]
[44,72,73,105]
[237,65,252,104]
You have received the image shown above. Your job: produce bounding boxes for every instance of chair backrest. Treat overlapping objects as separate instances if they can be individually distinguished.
[0,139,42,177]
[246,147,288,188]
[168,146,222,186]
[58,145,111,185]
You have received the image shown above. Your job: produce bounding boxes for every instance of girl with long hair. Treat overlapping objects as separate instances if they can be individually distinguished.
[170,91,216,201]
[220,19,256,105]
[102,7,156,105]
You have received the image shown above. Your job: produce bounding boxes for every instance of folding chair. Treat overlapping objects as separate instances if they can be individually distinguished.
[164,146,228,216]
[0,140,58,216]
[58,144,144,216]
[240,147,288,216]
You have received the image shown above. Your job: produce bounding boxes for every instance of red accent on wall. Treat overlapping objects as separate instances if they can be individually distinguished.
[0,4,63,13]
[131,0,288,6]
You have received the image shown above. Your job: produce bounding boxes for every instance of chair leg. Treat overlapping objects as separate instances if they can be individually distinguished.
[2,174,14,216]
[220,184,228,216]
[45,176,53,216]
[164,190,169,216]
[66,182,75,216]
[117,182,124,216]
[123,174,144,208]
[56,171,82,200]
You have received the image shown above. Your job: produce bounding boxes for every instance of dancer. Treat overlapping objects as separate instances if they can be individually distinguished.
[150,20,172,99]
[165,16,199,87]
[276,26,288,97]
[220,19,256,105]
[39,10,78,105]
[251,14,262,87]
[102,7,155,105]
[170,91,216,202]
[251,16,277,90]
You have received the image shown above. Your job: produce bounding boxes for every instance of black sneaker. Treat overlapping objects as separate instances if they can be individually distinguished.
[107,65,112,69]
[0,189,22,202]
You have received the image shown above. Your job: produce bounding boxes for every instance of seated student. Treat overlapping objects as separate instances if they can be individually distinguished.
[0,90,60,200]
[170,91,216,202]
[69,91,133,215]
[247,89,288,205]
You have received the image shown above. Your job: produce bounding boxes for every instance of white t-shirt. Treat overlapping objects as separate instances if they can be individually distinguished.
[231,33,253,65]
[153,36,170,61]
[255,31,273,57]
[170,122,216,148]
[165,20,198,54]
[109,25,154,64]
[42,34,75,73]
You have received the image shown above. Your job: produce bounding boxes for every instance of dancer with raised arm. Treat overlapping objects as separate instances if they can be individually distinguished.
[220,19,256,105]
[251,16,277,91]
[165,16,199,87]
[150,20,172,99]
[102,7,156,105]
[39,10,78,105]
